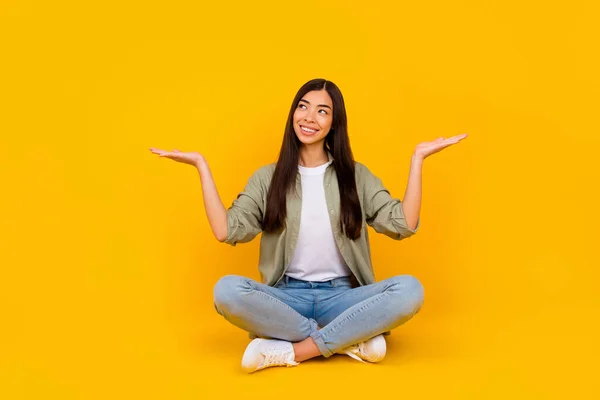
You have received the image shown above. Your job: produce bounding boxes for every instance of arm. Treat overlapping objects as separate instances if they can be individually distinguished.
[401,154,423,231]
[362,133,469,239]
[196,159,228,242]
[149,147,264,244]
[363,164,419,240]
[220,166,266,246]
[402,133,469,231]
[197,160,265,246]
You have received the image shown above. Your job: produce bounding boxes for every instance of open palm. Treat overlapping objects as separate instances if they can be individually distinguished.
[414,134,468,160]
[149,148,205,167]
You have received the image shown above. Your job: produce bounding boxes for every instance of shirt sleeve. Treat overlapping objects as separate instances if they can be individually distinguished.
[362,165,419,240]
[223,168,266,246]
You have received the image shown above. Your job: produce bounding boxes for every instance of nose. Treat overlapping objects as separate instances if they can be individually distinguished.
[304,111,317,123]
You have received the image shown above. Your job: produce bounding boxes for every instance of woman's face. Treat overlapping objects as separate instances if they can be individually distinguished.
[293,89,333,147]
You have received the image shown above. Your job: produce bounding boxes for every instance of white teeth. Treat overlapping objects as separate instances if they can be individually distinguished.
[301,126,317,133]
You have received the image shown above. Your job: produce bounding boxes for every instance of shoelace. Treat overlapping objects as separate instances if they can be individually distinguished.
[342,343,367,363]
[261,346,299,368]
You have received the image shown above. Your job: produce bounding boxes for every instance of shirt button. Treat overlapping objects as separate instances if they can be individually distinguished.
[330,210,334,215]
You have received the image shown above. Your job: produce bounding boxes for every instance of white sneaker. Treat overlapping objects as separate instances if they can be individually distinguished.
[337,334,387,363]
[241,338,299,373]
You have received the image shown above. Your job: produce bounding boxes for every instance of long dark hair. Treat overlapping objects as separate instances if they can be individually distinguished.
[262,78,363,240]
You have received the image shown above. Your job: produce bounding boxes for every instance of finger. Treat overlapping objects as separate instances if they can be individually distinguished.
[448,135,467,144]
[151,149,173,157]
[419,137,443,146]
[437,142,454,150]
[444,136,463,144]
[437,139,460,149]
[452,133,468,140]
[173,149,181,152]
[445,140,461,147]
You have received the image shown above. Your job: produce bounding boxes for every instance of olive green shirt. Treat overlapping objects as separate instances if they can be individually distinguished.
[224,152,419,287]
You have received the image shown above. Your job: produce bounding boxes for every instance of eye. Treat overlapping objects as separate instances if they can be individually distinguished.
[298,104,306,109]
[319,109,328,115]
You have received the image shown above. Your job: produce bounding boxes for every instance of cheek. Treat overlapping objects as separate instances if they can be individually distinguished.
[293,109,304,121]
[319,116,332,129]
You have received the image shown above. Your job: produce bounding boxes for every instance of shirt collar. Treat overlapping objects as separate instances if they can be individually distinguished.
[295,150,334,182]
[326,150,334,164]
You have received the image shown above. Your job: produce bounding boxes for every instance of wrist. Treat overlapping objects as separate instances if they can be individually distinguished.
[195,158,208,172]
[195,154,207,166]
[411,152,425,164]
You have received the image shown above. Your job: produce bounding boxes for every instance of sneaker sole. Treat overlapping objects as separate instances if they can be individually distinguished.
[241,338,266,373]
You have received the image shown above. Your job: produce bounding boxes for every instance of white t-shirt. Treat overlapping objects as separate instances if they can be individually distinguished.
[285,160,352,282]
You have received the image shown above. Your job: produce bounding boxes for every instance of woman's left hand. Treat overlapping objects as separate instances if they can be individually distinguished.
[413,133,468,161]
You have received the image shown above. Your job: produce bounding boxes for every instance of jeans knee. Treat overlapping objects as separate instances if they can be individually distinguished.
[213,274,247,314]
[390,274,425,311]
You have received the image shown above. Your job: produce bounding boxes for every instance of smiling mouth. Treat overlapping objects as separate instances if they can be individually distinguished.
[299,125,319,134]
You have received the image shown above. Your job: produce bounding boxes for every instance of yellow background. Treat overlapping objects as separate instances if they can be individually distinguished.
[1,0,599,398]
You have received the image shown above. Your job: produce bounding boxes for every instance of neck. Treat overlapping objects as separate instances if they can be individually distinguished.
[298,144,328,167]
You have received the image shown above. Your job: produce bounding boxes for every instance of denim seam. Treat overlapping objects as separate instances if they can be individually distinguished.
[320,281,419,342]
[320,291,388,338]
[243,282,311,317]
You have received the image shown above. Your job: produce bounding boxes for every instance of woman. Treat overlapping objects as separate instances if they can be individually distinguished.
[150,78,467,373]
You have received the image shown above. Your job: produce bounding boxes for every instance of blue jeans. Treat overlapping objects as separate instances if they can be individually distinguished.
[213,274,424,357]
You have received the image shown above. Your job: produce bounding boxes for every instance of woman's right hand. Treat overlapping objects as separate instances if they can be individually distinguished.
[149,148,205,168]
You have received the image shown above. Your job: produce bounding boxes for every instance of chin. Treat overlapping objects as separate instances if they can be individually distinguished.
[298,137,325,147]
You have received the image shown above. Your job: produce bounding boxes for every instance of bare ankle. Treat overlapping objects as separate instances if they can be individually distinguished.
[293,337,321,363]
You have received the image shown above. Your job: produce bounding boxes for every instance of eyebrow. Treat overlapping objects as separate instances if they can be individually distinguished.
[299,99,332,110]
